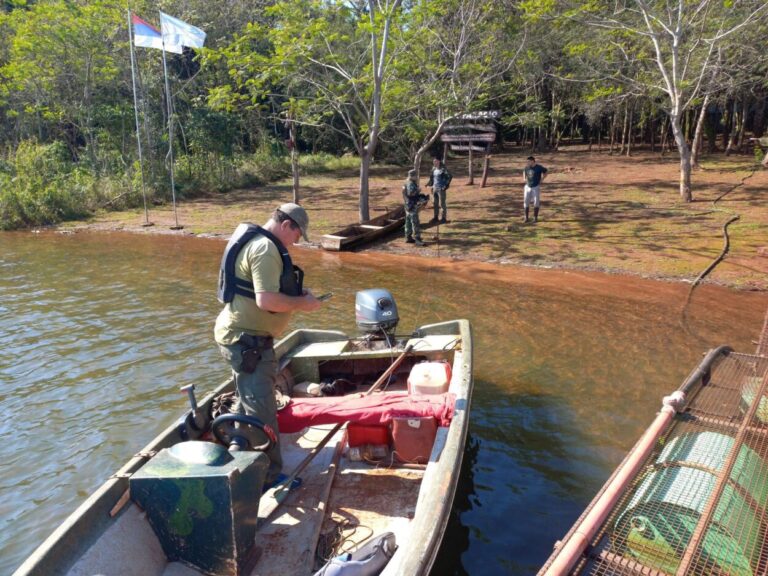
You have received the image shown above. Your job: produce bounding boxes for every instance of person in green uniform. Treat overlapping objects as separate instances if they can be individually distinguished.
[402,169,425,245]
[215,203,322,486]
[427,157,452,224]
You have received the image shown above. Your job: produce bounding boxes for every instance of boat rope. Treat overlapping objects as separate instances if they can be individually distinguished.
[680,164,757,331]
[315,517,373,569]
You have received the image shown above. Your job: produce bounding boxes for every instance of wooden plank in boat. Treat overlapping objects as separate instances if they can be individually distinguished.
[320,464,422,561]
[359,224,385,230]
[251,425,344,575]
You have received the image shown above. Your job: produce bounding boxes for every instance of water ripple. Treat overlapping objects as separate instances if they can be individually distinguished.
[0,230,764,576]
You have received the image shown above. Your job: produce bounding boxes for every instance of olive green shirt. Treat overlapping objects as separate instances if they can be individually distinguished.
[214,235,292,345]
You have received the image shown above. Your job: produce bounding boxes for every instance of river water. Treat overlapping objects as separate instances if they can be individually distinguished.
[1,230,765,575]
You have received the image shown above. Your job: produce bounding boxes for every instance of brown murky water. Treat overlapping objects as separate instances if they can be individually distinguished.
[0,230,765,575]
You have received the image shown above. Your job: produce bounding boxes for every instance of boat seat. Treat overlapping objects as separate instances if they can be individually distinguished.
[359,224,384,230]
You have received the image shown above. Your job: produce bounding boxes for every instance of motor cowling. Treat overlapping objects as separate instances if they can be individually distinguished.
[355,289,399,335]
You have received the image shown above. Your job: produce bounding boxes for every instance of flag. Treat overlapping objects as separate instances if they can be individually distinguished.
[160,12,206,51]
[132,14,182,54]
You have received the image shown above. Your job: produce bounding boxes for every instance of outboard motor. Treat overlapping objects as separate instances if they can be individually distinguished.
[355,289,398,336]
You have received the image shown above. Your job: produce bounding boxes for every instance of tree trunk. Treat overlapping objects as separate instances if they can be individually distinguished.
[626,107,634,157]
[691,95,709,169]
[753,95,766,138]
[597,120,602,151]
[468,146,474,185]
[289,121,300,204]
[412,114,455,180]
[620,104,629,155]
[670,114,693,202]
[609,112,616,155]
[735,96,747,152]
[359,149,371,222]
[722,99,733,153]
[706,105,717,154]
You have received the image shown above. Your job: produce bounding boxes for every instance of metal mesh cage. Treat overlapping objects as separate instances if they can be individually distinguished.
[540,350,768,576]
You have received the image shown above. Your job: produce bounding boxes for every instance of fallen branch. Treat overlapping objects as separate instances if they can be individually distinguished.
[102,190,131,208]
[713,168,757,205]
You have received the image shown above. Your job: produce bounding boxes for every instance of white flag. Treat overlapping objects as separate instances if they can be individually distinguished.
[160,12,206,52]
[132,14,182,54]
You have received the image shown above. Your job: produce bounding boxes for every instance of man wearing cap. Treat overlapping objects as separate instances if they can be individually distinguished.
[214,203,322,486]
[402,169,425,246]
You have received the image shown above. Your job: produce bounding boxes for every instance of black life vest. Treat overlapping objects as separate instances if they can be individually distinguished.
[217,223,304,304]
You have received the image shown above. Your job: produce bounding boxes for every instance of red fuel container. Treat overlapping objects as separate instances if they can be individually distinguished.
[347,423,390,447]
[391,416,438,464]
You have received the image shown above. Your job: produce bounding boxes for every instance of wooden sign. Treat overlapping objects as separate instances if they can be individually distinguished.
[447,123,497,132]
[449,144,487,152]
[440,132,497,143]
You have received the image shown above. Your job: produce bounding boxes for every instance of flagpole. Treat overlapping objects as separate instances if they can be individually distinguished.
[160,16,182,230]
[127,10,153,227]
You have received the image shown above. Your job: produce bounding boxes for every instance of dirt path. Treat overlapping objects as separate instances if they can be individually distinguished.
[61,146,768,291]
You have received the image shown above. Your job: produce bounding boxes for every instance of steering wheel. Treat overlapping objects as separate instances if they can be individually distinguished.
[211,413,276,452]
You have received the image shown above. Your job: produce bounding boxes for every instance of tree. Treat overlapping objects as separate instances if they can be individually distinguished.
[208,0,404,221]
[553,0,768,201]
[0,0,126,169]
[392,0,526,176]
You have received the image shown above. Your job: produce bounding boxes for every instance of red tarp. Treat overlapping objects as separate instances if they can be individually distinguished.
[277,391,456,434]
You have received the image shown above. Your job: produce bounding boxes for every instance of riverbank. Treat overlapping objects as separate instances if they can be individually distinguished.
[59,146,768,290]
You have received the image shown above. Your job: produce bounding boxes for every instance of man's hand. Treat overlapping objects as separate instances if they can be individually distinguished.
[300,289,322,312]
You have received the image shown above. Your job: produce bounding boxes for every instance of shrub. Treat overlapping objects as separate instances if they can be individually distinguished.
[0,140,98,229]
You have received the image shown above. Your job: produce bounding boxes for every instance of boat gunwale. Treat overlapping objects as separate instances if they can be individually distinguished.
[382,319,474,575]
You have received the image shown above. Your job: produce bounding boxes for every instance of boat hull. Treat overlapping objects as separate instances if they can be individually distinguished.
[320,206,405,251]
[14,320,473,576]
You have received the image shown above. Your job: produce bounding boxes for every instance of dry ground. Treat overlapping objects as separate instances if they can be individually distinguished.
[63,145,768,290]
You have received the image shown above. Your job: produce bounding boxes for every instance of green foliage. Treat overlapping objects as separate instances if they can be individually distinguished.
[1,0,766,220]
[0,140,98,229]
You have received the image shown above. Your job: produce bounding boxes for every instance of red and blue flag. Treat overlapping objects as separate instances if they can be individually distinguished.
[132,14,182,54]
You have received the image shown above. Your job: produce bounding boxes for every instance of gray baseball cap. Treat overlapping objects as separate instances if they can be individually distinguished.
[278,203,309,241]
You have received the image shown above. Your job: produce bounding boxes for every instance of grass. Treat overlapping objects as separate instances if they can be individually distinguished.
[57,145,768,291]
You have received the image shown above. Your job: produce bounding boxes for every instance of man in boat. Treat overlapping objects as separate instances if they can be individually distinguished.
[215,203,322,486]
[522,156,548,223]
[402,169,425,246]
[426,157,452,224]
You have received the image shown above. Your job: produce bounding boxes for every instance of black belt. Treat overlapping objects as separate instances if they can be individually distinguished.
[238,334,274,349]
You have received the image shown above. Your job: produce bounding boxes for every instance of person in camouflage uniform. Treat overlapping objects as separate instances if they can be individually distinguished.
[427,158,452,224]
[402,169,425,246]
